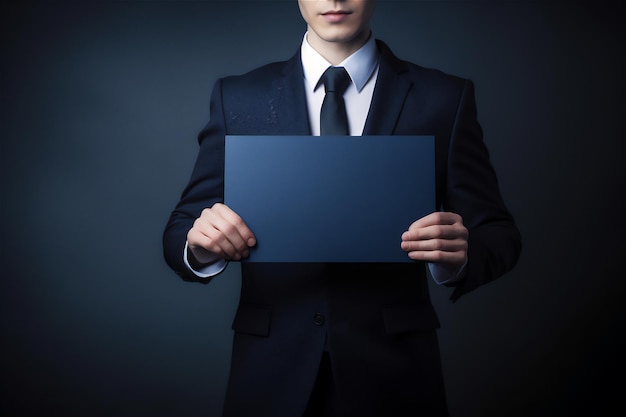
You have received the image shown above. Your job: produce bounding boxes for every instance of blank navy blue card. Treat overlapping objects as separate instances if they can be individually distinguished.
[224,135,435,263]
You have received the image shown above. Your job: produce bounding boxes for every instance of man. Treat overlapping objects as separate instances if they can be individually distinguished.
[163,1,521,416]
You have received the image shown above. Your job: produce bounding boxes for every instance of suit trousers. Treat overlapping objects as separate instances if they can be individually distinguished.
[303,352,342,417]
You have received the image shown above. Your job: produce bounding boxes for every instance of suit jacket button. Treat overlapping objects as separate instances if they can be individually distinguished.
[313,313,325,326]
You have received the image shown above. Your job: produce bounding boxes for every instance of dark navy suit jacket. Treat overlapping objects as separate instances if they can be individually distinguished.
[163,40,521,417]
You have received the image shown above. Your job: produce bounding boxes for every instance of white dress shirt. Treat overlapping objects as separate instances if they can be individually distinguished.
[301,32,379,136]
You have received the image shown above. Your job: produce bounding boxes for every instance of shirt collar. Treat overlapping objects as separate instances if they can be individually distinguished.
[301,32,379,93]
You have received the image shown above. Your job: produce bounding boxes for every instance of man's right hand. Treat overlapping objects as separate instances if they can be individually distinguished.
[187,203,256,266]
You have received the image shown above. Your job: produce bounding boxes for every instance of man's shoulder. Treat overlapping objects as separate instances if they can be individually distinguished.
[220,55,297,89]
[406,61,470,94]
[233,60,288,79]
[402,59,468,90]
[377,39,468,87]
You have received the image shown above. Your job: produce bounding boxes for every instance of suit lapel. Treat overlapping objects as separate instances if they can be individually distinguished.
[270,42,412,136]
[363,41,412,136]
[272,52,312,135]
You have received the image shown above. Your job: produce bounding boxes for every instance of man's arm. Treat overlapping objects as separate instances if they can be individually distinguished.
[442,80,522,301]
[162,79,237,282]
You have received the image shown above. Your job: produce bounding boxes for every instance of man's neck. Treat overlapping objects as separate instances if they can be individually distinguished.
[305,30,371,66]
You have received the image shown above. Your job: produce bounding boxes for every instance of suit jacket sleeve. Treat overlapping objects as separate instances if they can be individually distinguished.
[444,80,522,302]
[162,78,228,283]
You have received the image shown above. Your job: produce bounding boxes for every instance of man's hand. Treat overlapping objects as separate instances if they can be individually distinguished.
[401,212,468,269]
[187,203,256,266]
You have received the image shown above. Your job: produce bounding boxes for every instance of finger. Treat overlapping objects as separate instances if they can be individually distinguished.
[204,221,249,260]
[188,227,233,261]
[189,218,243,260]
[199,205,255,249]
[191,206,255,260]
[408,211,462,230]
[406,248,467,265]
[201,216,253,259]
[210,204,256,247]
[401,239,467,262]
[402,223,467,242]
[401,237,467,253]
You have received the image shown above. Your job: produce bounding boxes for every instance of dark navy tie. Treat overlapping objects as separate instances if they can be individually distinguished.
[320,66,351,135]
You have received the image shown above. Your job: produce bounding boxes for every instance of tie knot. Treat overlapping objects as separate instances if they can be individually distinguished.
[321,66,351,95]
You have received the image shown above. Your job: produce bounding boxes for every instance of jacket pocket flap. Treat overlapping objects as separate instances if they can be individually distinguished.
[383,304,440,335]
[231,304,271,337]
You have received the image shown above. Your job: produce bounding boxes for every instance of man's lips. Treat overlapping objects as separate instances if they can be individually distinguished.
[321,10,352,22]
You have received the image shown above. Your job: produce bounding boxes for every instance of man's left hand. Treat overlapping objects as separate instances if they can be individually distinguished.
[401,211,468,269]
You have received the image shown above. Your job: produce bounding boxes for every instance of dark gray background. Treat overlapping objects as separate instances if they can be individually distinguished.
[2,1,624,416]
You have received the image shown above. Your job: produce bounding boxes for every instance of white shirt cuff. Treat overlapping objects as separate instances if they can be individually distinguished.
[183,241,227,278]
[428,261,467,285]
